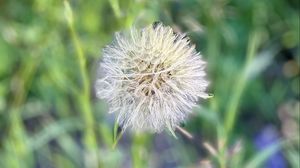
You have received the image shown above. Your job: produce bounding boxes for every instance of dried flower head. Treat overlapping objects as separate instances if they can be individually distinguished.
[95,23,209,132]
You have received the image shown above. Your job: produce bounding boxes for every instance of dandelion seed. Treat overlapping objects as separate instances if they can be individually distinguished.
[95,23,209,132]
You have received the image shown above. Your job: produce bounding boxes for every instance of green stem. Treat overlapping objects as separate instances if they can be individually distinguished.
[64,0,98,166]
[224,31,260,135]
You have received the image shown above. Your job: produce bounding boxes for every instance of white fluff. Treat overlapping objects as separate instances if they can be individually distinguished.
[95,24,209,132]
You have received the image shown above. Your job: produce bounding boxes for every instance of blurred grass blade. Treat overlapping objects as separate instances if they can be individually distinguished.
[224,30,261,134]
[64,0,73,25]
[113,120,119,142]
[245,46,279,80]
[286,149,300,168]
[244,142,281,168]
[112,129,124,149]
[109,0,122,18]
[29,118,83,150]
[112,120,124,149]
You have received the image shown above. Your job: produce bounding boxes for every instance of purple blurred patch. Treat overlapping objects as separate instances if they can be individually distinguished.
[254,126,287,168]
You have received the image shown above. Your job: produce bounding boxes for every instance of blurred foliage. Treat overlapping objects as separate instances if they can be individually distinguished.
[0,0,299,168]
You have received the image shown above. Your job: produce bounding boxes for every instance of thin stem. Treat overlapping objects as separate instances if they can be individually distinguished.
[112,130,124,149]
[64,0,99,166]
[224,31,260,135]
[175,126,194,140]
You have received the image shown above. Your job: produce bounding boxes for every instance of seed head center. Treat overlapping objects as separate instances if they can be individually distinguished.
[135,62,171,96]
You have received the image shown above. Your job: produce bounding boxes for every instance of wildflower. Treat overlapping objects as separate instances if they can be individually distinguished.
[95,23,209,132]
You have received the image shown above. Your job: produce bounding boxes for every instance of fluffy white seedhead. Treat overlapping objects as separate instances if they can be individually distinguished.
[95,23,209,132]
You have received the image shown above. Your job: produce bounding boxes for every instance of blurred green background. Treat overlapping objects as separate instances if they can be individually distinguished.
[0,0,299,167]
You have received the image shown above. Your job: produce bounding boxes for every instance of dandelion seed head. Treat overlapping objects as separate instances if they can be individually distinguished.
[95,23,209,132]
